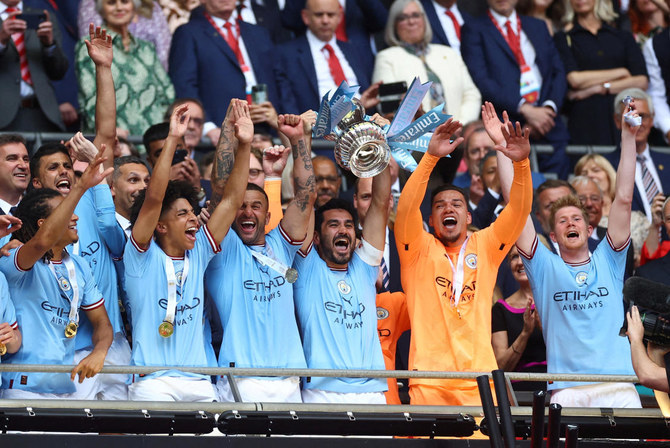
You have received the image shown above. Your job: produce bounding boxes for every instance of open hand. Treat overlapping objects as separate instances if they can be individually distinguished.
[232,99,254,144]
[427,118,464,158]
[169,104,190,138]
[495,121,531,162]
[84,23,113,67]
[77,147,113,189]
[481,102,510,146]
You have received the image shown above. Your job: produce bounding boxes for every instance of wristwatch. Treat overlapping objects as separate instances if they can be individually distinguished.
[603,82,611,95]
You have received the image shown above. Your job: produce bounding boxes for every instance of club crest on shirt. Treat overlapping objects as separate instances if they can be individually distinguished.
[59,277,71,292]
[575,271,588,286]
[465,254,477,269]
[337,280,351,295]
[376,307,389,320]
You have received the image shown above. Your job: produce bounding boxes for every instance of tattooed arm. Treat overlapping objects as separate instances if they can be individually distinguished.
[208,100,238,212]
[277,114,316,241]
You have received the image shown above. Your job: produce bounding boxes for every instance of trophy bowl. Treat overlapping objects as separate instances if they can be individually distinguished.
[334,121,391,178]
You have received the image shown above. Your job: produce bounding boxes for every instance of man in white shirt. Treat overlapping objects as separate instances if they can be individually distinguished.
[420,0,471,52]
[0,134,29,216]
[643,27,670,145]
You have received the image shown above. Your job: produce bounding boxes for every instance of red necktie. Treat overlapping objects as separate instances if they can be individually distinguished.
[223,21,252,103]
[505,20,523,66]
[335,3,347,41]
[5,7,32,85]
[445,10,461,41]
[322,44,346,86]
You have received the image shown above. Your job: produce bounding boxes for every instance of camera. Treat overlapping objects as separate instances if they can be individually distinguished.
[620,277,670,346]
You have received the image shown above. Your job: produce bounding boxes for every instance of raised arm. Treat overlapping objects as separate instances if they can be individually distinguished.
[16,153,113,271]
[131,105,190,249]
[483,102,537,255]
[85,25,116,173]
[278,114,316,241]
[362,167,391,251]
[395,119,463,247]
[608,100,641,247]
[207,100,253,244]
[208,100,237,212]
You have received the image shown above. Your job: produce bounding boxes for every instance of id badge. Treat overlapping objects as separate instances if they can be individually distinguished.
[520,65,540,104]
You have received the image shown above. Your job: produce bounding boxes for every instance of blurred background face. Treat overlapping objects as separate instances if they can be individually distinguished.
[101,0,135,31]
[570,0,596,15]
[302,0,341,42]
[313,157,341,207]
[248,153,265,187]
[578,159,610,196]
[183,101,205,150]
[395,1,425,45]
[508,246,528,284]
[465,131,494,176]
[488,0,518,16]
[574,179,603,228]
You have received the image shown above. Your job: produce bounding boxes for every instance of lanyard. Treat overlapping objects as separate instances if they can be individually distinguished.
[163,255,189,325]
[48,254,80,324]
[487,11,527,66]
[445,236,469,308]
[251,249,298,283]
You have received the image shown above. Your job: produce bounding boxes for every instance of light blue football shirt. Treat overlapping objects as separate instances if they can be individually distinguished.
[520,234,635,391]
[73,186,125,349]
[293,240,387,393]
[123,225,220,381]
[0,248,104,393]
[0,272,18,372]
[205,224,306,372]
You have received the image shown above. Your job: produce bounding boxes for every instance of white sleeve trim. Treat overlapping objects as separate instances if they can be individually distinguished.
[355,238,383,267]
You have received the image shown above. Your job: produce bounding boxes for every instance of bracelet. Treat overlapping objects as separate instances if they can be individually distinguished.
[511,344,522,355]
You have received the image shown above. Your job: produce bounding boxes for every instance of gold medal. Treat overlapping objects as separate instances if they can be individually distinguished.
[64,321,78,338]
[285,267,298,283]
[0,343,6,356]
[158,321,174,338]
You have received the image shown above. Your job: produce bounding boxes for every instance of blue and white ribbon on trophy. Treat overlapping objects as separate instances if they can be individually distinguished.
[312,78,452,172]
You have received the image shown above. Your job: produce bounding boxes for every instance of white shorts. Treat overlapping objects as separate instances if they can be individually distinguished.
[301,388,387,404]
[70,334,131,401]
[551,382,641,408]
[128,376,217,402]
[0,389,74,400]
[216,376,302,403]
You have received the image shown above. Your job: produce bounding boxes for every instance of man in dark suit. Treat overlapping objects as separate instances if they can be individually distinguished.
[280,0,387,60]
[460,0,570,179]
[234,0,292,44]
[605,89,670,223]
[635,252,670,285]
[354,175,401,293]
[275,0,374,115]
[0,1,68,132]
[169,1,285,126]
[420,0,472,52]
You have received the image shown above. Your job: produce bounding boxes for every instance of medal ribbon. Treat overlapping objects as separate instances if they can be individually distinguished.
[445,236,469,308]
[487,12,526,66]
[48,253,80,324]
[250,249,291,278]
[164,255,189,325]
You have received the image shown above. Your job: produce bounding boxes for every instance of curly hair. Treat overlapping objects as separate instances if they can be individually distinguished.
[12,188,63,262]
[130,180,199,234]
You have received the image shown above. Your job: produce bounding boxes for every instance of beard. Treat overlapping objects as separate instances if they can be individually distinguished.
[318,235,354,265]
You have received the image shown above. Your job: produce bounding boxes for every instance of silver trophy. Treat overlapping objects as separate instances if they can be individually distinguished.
[623,95,642,127]
[327,98,391,178]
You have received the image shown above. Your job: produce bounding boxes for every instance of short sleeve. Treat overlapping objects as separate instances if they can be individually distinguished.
[0,247,30,284]
[491,301,507,333]
[77,257,104,310]
[123,235,152,278]
[553,31,579,73]
[0,273,17,328]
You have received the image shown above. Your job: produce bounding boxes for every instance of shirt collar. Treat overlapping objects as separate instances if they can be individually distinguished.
[306,29,337,49]
[433,1,461,17]
[489,7,517,29]
[0,197,17,215]
[1,2,23,16]
[637,143,651,160]
[115,212,131,231]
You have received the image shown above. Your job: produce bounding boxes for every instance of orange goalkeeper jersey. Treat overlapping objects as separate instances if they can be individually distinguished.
[377,291,410,405]
[395,153,532,404]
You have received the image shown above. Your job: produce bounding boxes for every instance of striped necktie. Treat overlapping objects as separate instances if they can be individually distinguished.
[5,7,32,85]
[637,154,660,206]
[380,257,390,292]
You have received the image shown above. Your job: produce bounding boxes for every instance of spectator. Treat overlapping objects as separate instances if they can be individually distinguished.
[0,134,29,216]
[294,166,391,403]
[574,153,616,220]
[605,89,670,222]
[554,0,648,146]
[629,0,669,46]
[372,0,481,125]
[229,0,292,44]
[0,1,69,132]
[452,124,493,206]
[276,0,375,115]
[0,163,113,399]
[206,111,315,403]
[395,114,533,406]
[169,1,283,126]
[461,0,571,179]
[516,0,565,35]
[419,0,472,52]
[280,0,388,60]
[156,0,199,32]
[78,0,172,70]
[504,97,642,408]
[76,3,175,136]
[124,103,248,402]
[313,155,342,208]
[643,23,670,144]
[114,136,140,158]
[165,98,207,154]
[491,245,546,392]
